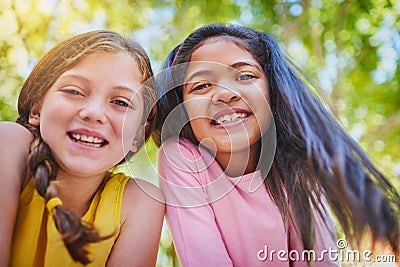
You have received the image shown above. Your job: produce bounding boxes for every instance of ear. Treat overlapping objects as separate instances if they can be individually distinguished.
[28,103,41,126]
[130,121,150,153]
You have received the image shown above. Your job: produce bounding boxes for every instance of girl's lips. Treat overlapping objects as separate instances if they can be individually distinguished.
[212,115,250,129]
[211,108,251,126]
[212,108,250,121]
[67,129,109,147]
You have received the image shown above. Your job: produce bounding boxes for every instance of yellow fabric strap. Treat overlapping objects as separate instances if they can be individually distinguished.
[46,197,63,212]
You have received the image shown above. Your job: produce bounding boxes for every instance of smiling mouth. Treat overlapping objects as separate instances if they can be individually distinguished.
[68,132,108,148]
[211,112,250,125]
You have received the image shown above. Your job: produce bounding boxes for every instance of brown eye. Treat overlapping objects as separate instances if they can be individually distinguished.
[193,83,211,91]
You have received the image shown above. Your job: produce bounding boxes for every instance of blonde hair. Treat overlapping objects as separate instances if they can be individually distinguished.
[16,30,155,264]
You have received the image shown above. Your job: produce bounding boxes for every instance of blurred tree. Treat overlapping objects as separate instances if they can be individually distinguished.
[1,0,399,266]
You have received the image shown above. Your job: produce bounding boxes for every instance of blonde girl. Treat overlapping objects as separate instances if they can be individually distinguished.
[0,30,164,266]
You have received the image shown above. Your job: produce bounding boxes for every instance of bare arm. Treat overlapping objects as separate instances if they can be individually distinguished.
[0,122,33,267]
[106,179,165,267]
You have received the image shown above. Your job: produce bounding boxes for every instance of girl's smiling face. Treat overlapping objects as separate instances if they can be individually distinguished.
[182,37,272,169]
[30,51,144,179]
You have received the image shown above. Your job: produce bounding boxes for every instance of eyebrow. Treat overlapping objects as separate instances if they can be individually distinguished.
[113,85,141,95]
[59,73,90,83]
[185,61,261,83]
[59,73,138,92]
[230,61,261,71]
[185,70,214,84]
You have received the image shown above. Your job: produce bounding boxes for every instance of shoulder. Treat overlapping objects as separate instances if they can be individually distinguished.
[105,176,164,266]
[158,137,203,167]
[0,121,33,145]
[121,178,165,222]
[0,122,33,186]
[124,178,165,204]
[106,177,164,266]
[158,137,218,175]
[159,137,198,155]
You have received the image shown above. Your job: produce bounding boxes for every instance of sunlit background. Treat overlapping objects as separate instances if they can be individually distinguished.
[1,0,399,266]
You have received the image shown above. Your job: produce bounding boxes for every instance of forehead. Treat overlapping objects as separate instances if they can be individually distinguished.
[190,36,256,65]
[67,52,141,81]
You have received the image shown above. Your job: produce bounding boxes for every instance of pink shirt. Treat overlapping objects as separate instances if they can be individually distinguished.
[159,138,339,267]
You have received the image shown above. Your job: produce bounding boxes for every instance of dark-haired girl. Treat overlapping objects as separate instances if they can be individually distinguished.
[153,23,399,266]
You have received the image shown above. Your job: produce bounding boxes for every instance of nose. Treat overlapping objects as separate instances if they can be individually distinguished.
[211,84,241,104]
[78,98,107,124]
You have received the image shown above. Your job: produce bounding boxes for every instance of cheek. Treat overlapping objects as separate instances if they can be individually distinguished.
[38,107,63,133]
[184,98,210,137]
[245,88,271,135]
[121,112,142,144]
[189,118,207,134]
[255,99,272,136]
[183,97,209,119]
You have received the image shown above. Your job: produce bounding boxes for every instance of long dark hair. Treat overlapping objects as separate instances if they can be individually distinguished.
[153,24,399,255]
[17,30,155,264]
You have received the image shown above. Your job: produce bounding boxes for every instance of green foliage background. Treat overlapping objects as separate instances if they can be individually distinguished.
[1,0,399,266]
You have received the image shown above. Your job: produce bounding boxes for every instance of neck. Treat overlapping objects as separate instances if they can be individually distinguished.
[215,141,261,177]
[53,171,108,217]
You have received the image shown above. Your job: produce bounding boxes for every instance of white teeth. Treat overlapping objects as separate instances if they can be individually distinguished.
[215,113,247,124]
[71,133,104,144]
[83,142,101,148]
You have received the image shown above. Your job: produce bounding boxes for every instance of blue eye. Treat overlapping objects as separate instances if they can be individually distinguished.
[236,74,256,81]
[112,100,130,107]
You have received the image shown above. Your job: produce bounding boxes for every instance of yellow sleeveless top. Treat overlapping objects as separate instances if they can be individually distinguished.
[11,173,130,267]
